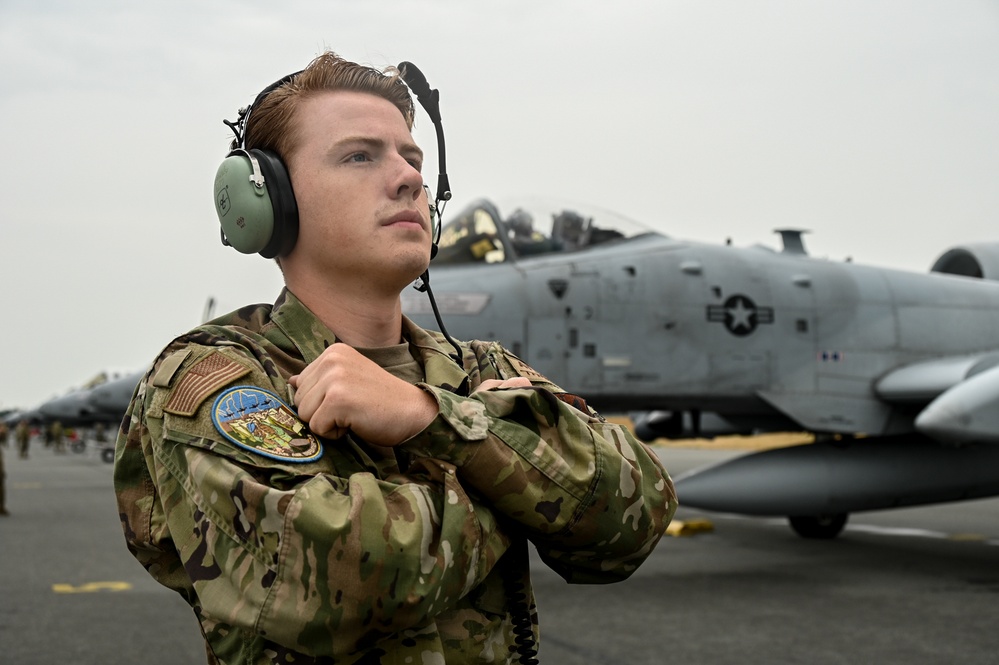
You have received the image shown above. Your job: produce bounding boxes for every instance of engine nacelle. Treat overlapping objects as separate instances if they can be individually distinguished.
[931,243,999,280]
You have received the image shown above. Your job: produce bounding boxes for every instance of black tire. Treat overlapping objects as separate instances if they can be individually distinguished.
[788,513,848,539]
[101,447,115,464]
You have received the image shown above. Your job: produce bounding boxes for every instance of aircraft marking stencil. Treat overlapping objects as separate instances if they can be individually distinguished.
[705,294,775,336]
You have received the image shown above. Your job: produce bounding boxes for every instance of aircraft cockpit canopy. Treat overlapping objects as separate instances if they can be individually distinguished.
[433,198,657,265]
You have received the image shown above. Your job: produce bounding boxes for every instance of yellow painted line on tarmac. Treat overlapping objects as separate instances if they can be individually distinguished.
[11,482,42,489]
[666,518,714,537]
[949,533,987,542]
[52,581,133,594]
[604,416,812,450]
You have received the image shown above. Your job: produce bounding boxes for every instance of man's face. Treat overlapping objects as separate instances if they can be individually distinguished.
[283,90,432,294]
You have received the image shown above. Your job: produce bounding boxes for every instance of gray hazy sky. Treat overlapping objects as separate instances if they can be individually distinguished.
[1,0,997,410]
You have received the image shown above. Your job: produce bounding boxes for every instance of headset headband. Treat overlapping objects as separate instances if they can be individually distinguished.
[223,71,303,152]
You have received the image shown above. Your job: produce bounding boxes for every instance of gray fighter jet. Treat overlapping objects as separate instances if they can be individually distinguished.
[16,298,217,432]
[30,369,143,429]
[404,197,999,538]
[6,369,142,462]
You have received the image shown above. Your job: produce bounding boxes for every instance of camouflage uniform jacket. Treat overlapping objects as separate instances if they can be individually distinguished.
[114,288,677,664]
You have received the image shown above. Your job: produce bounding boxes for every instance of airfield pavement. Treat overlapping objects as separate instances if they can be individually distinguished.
[2,435,998,664]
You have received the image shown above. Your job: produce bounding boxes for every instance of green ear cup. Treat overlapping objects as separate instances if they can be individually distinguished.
[214,151,276,255]
[213,148,298,258]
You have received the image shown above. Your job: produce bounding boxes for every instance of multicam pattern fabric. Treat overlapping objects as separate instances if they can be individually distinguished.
[114,288,677,664]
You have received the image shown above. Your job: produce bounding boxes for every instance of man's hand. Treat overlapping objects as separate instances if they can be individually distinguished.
[289,344,438,446]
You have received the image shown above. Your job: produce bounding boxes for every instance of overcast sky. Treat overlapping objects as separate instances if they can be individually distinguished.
[1,0,997,410]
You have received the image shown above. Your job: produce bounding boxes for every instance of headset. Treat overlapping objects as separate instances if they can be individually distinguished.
[213,61,450,259]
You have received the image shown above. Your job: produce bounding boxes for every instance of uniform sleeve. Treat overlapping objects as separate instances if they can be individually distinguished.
[115,343,510,658]
[405,345,678,585]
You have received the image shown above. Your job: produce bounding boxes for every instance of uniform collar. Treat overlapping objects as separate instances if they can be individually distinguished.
[403,317,472,395]
[270,288,340,365]
[270,287,469,394]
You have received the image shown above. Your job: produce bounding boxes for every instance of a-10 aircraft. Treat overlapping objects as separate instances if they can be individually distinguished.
[4,369,142,429]
[403,197,999,538]
[5,369,142,462]
[5,299,220,436]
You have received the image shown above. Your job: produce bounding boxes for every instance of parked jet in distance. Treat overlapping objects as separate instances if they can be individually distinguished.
[3,369,142,462]
[7,299,218,433]
[7,369,143,429]
[403,197,999,538]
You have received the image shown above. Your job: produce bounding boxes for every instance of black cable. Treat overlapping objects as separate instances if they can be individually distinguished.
[500,539,540,665]
[419,270,464,365]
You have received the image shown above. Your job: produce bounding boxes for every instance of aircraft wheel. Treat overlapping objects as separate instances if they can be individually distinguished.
[71,440,86,454]
[788,513,848,539]
[101,447,115,464]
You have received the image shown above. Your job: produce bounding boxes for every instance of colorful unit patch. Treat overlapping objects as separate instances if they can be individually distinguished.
[211,386,323,463]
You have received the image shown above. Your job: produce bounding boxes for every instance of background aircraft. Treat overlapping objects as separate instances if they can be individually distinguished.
[34,370,143,428]
[5,369,144,462]
[404,197,999,538]
[6,298,217,444]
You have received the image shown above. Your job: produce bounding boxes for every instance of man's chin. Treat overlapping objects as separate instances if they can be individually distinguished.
[399,248,433,276]
[376,250,431,293]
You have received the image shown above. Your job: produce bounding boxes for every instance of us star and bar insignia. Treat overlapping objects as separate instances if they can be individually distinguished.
[211,386,322,463]
[705,294,774,337]
[164,352,251,416]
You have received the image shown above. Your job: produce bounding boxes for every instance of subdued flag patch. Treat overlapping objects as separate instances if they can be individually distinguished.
[164,352,251,416]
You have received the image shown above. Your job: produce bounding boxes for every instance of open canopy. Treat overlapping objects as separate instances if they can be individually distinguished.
[433,197,659,266]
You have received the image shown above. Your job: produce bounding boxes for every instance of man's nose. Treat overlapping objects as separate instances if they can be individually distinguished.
[391,155,424,199]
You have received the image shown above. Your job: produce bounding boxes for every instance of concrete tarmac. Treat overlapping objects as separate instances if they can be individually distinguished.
[2,441,997,663]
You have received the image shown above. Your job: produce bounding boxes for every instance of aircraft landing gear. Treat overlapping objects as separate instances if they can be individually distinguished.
[788,513,848,539]
[101,447,115,464]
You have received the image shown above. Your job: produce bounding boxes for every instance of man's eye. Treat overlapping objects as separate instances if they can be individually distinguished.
[348,153,369,163]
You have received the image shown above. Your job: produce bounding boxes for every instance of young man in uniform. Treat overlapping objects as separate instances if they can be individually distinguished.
[114,51,677,664]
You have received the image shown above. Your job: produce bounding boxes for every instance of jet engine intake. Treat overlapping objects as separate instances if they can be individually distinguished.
[931,243,999,280]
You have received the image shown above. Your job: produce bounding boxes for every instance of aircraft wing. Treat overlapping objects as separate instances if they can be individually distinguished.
[750,353,999,445]
[911,363,999,445]
[675,352,999,532]
[754,390,899,436]
[874,354,999,403]
[879,353,999,444]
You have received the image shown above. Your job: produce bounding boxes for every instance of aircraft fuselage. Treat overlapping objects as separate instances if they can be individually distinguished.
[406,232,999,437]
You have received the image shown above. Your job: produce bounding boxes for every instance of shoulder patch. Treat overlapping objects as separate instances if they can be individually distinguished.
[164,352,251,416]
[211,386,323,463]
